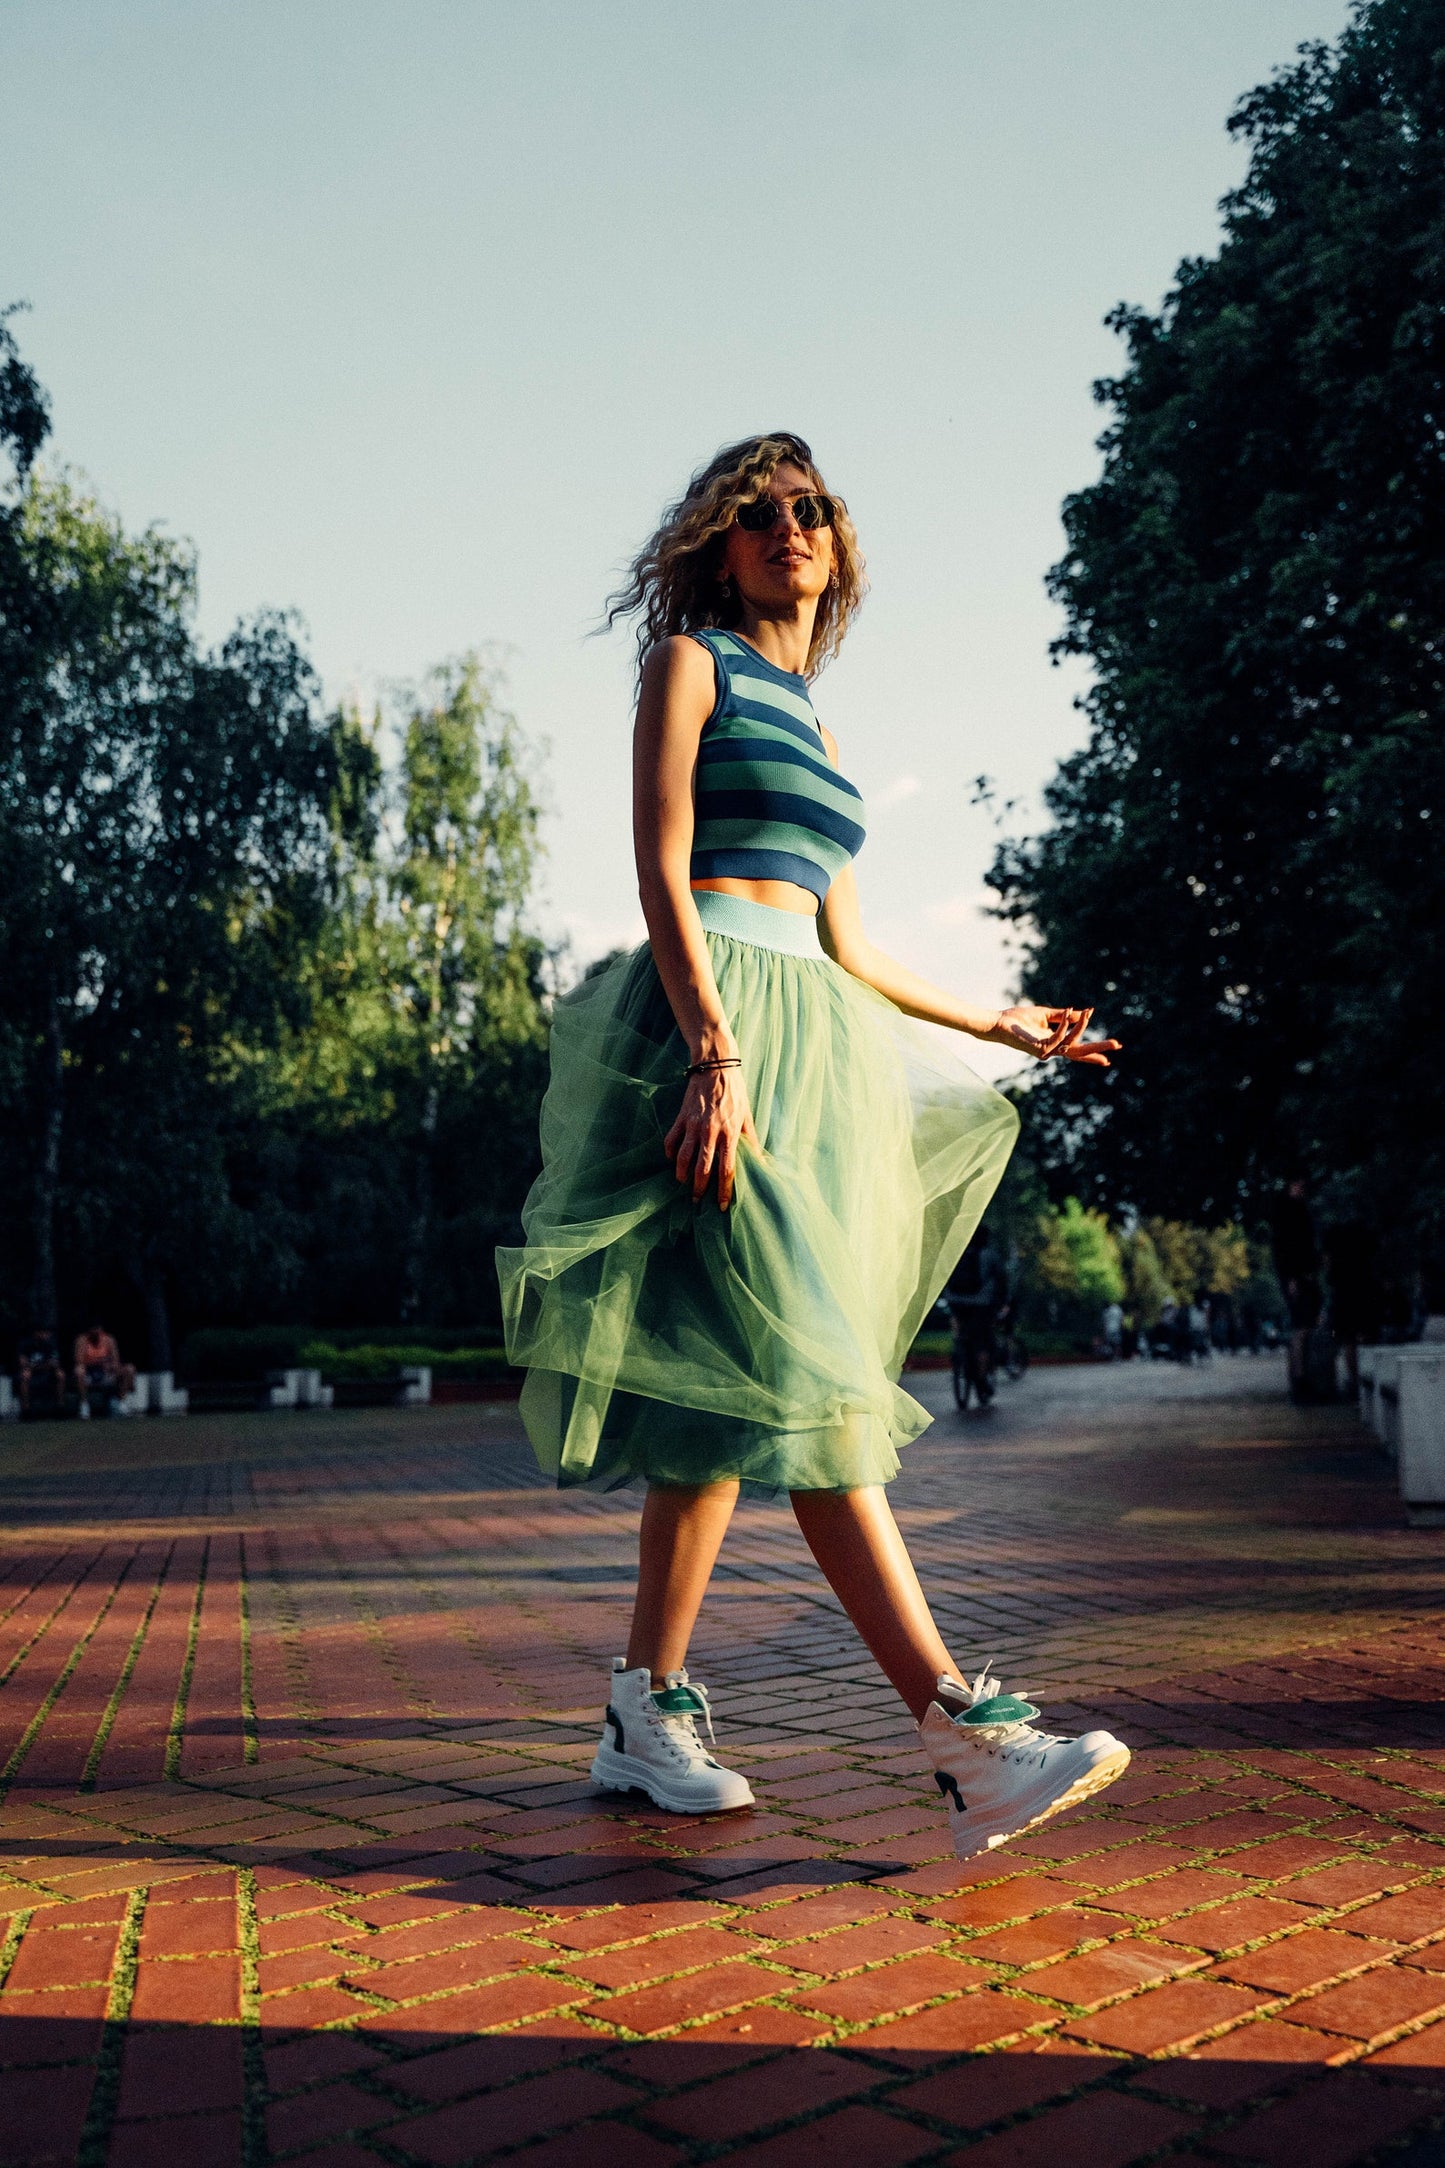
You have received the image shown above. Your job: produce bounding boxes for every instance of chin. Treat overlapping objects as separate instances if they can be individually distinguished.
[764,575,826,605]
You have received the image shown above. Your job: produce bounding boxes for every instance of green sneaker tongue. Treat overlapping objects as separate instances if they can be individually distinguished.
[652,1685,705,1715]
[962,1693,1039,1726]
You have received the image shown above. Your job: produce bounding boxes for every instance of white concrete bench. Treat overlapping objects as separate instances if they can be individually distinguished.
[1358,1343,1445,1524]
[1397,1350,1445,1526]
[263,1368,335,1410]
[399,1365,431,1406]
[140,1370,190,1416]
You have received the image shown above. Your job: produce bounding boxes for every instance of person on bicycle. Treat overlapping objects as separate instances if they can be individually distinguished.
[945,1221,1007,1408]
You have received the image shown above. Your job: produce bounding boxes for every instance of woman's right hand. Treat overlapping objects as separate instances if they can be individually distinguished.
[985,1004,1120,1066]
[664,1064,760,1212]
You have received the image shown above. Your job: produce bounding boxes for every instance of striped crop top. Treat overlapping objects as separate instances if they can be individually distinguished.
[686,629,867,906]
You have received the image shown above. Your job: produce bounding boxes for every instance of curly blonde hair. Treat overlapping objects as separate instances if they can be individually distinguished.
[605,432,867,682]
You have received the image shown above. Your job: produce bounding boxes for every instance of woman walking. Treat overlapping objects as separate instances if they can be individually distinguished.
[497,433,1128,1859]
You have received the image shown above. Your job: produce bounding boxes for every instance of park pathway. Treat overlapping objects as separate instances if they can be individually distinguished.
[1,1356,1444,2165]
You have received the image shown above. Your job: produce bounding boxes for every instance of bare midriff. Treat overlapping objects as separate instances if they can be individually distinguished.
[690,876,819,919]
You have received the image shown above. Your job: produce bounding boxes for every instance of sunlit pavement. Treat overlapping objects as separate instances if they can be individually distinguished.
[2,1354,1444,2166]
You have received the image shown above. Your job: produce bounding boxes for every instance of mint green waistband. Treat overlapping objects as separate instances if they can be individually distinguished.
[691,887,822,957]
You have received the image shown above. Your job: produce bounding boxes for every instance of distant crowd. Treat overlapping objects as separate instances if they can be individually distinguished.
[11,1324,136,1419]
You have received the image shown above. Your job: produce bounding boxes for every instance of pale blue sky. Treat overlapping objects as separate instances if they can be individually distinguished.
[5,1,1351,1076]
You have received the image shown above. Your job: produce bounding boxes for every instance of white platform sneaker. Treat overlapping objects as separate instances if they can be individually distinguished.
[590,1658,755,1814]
[920,1661,1130,1860]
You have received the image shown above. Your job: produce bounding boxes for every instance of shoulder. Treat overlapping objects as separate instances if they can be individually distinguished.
[635,634,718,747]
[640,632,718,696]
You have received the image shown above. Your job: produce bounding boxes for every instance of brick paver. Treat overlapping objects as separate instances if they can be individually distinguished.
[0,1356,1443,2162]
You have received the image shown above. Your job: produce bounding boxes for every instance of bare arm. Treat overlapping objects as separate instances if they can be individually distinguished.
[816,730,1118,1067]
[633,637,759,1207]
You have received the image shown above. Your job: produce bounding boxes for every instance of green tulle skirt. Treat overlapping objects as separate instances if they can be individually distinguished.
[495,891,1018,1494]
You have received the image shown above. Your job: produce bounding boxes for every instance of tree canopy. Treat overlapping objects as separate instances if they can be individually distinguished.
[0,326,550,1362]
[991,0,1445,1285]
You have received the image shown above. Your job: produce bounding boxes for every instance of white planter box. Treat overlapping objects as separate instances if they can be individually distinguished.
[398,1365,432,1406]
[1399,1351,1445,1523]
[0,1378,17,1422]
[294,1368,332,1408]
[143,1370,190,1416]
[1384,1348,1445,1463]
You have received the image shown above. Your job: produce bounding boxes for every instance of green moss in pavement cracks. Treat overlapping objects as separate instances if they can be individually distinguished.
[238,1532,258,1765]
[0,1907,31,1990]
[81,1545,173,1790]
[75,1885,145,2168]
[163,1536,209,1779]
[1,1562,132,1797]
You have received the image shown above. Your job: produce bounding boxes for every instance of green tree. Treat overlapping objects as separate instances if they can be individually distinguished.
[1037,1198,1125,1309]
[387,655,546,1316]
[0,322,552,1353]
[1120,1225,1172,1327]
[0,458,338,1357]
[989,0,1445,1275]
[1145,1221,1212,1306]
[264,657,549,1328]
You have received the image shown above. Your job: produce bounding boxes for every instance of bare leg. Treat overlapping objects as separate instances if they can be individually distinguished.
[791,1486,960,1721]
[625,1479,740,1677]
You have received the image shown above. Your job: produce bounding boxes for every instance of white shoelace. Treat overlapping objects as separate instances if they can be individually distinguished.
[942,1660,1070,1758]
[650,1674,717,1755]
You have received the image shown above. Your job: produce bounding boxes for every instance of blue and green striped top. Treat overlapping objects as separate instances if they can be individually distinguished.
[686,629,867,906]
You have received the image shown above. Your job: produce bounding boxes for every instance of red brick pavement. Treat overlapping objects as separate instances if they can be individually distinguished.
[0,1358,1443,2163]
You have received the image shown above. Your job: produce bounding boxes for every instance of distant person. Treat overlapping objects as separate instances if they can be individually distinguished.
[17,1325,65,1413]
[1101,1299,1124,1359]
[1270,1176,1323,1402]
[1168,1299,1194,1363]
[1188,1299,1211,1359]
[945,1221,1008,1407]
[1322,1221,1383,1397]
[73,1323,135,1414]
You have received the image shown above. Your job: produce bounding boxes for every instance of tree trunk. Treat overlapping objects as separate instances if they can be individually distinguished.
[30,993,63,1330]
[142,1267,172,1375]
[401,1076,439,1323]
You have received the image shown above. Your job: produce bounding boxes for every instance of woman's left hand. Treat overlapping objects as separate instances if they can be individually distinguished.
[986,1004,1120,1066]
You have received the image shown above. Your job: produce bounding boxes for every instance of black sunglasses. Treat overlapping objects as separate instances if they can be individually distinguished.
[735,491,835,533]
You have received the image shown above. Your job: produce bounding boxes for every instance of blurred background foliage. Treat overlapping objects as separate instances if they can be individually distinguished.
[0,324,550,1368]
[991,0,1445,1309]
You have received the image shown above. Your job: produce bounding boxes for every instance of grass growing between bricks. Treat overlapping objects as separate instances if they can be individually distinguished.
[80,1547,172,1790]
[0,1564,131,1797]
[162,1538,208,1780]
[236,1867,268,2168]
[74,1886,144,2168]
[237,1535,259,1768]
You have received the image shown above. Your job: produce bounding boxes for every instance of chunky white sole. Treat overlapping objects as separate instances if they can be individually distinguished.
[590,1740,755,1815]
[946,1741,1131,1860]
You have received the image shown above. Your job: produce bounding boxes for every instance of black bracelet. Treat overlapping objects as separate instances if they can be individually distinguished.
[683,1056,742,1077]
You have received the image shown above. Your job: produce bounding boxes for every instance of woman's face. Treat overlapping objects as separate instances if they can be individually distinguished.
[721,459,835,613]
